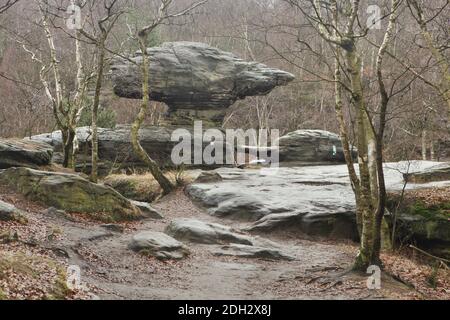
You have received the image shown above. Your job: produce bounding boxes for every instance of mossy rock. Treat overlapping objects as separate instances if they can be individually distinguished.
[0,138,53,169]
[387,190,450,259]
[404,163,450,183]
[399,213,450,243]
[103,171,192,203]
[0,167,143,222]
[104,174,163,203]
[0,252,72,300]
[0,200,28,224]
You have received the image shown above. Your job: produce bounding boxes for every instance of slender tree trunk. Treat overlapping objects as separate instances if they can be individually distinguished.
[90,39,106,183]
[63,128,76,169]
[422,129,427,161]
[333,45,362,235]
[365,116,379,206]
[132,37,175,195]
[64,31,87,171]
[346,48,375,271]
[430,139,436,161]
[35,4,90,171]
[372,0,401,258]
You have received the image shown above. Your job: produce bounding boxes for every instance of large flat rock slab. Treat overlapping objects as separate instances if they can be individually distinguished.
[27,126,173,169]
[186,167,358,239]
[405,163,450,183]
[26,127,358,172]
[27,126,231,172]
[0,167,142,222]
[0,138,53,169]
[129,231,190,260]
[186,162,450,240]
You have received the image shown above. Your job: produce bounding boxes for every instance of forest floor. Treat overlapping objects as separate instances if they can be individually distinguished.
[0,186,449,300]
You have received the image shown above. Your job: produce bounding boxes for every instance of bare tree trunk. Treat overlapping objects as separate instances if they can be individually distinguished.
[371,0,401,259]
[422,129,427,161]
[333,44,362,235]
[63,128,76,168]
[430,139,436,161]
[42,9,77,169]
[346,48,375,271]
[132,37,175,195]
[90,39,106,183]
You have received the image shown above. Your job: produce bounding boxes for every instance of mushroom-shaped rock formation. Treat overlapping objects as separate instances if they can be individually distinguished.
[111,41,295,125]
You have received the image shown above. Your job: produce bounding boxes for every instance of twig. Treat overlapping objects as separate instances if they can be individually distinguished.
[409,245,450,266]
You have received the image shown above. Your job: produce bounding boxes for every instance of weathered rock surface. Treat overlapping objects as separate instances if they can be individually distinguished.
[129,231,190,260]
[0,167,142,222]
[165,218,293,260]
[186,167,358,239]
[211,244,295,261]
[246,210,357,240]
[186,162,450,241]
[165,218,253,245]
[0,139,53,169]
[387,187,450,259]
[278,130,357,165]
[27,126,230,172]
[194,171,223,183]
[111,42,295,123]
[26,127,357,172]
[101,224,125,233]
[405,163,450,183]
[131,200,164,220]
[186,184,272,221]
[27,126,172,169]
[0,200,27,223]
[104,174,163,203]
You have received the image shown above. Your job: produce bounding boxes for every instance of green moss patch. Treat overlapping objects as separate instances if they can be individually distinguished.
[387,188,450,253]
[0,167,143,222]
[0,251,73,300]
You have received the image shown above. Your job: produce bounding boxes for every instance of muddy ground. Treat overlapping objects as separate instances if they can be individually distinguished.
[3,184,443,300]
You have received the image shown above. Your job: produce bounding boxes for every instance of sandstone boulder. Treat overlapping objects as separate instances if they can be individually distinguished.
[0,139,53,169]
[387,188,450,259]
[129,231,190,260]
[131,200,164,220]
[111,42,295,125]
[0,200,27,223]
[194,171,223,183]
[165,218,253,245]
[278,130,357,165]
[0,167,142,222]
[27,126,172,169]
[404,163,450,183]
[27,126,230,172]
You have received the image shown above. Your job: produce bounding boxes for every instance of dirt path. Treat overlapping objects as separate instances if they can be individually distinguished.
[1,188,415,300]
